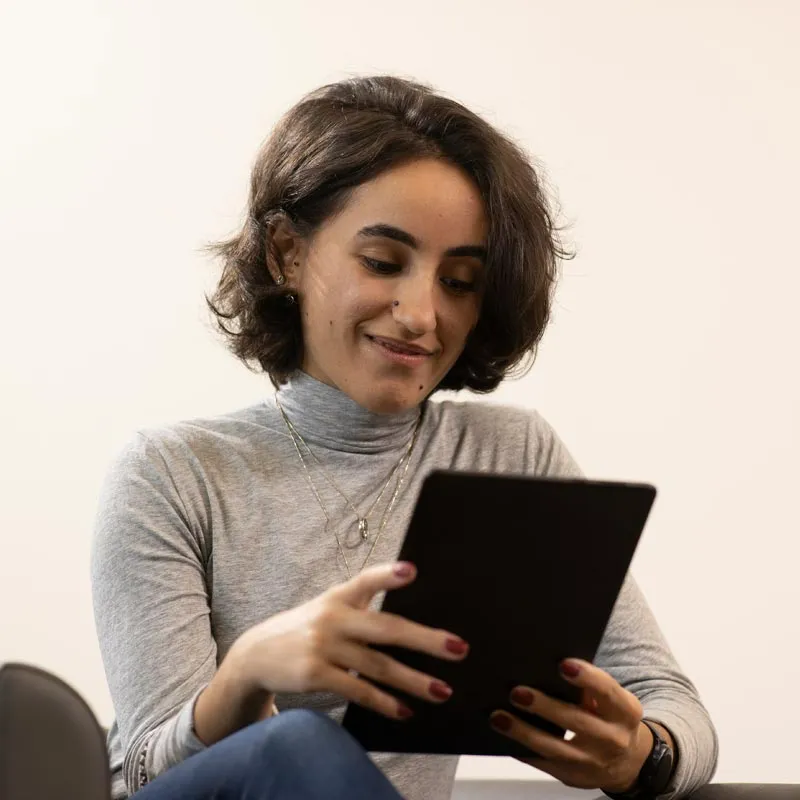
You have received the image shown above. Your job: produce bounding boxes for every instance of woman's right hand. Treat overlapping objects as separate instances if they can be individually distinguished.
[231,561,469,720]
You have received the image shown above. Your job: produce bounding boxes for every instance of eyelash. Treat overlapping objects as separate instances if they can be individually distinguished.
[361,257,477,294]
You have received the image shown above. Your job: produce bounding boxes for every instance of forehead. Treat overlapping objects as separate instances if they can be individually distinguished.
[326,158,488,246]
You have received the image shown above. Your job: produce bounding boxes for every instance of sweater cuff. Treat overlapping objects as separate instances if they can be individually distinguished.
[641,705,716,800]
[181,685,213,753]
[144,686,209,783]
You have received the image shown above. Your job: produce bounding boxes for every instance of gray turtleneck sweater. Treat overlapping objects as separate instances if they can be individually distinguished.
[91,373,718,799]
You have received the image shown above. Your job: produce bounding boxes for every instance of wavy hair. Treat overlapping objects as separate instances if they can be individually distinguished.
[207,75,571,392]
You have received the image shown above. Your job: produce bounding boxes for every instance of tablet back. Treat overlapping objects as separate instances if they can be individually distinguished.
[342,471,656,758]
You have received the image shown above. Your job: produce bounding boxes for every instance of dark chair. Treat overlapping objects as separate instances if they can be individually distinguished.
[0,662,110,800]
[1,663,796,800]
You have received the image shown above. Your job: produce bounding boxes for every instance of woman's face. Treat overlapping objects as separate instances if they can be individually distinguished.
[286,158,488,414]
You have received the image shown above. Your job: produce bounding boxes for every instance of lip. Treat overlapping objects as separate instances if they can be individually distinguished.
[368,336,434,355]
[366,335,435,366]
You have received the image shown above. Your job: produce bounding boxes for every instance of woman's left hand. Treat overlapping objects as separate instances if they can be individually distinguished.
[489,659,653,793]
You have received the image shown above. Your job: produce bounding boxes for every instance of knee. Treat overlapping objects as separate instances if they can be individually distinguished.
[259,708,336,737]
[251,709,358,757]
[230,710,382,797]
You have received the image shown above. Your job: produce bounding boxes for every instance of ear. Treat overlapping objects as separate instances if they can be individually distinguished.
[268,217,306,287]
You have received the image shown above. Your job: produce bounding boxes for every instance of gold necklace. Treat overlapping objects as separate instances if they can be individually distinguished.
[276,397,423,578]
[276,397,417,542]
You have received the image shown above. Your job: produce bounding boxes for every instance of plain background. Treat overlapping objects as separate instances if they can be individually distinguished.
[1,0,798,786]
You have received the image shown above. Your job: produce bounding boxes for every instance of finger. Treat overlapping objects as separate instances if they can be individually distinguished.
[581,690,600,715]
[330,641,453,704]
[509,685,616,745]
[489,712,595,767]
[516,756,598,791]
[559,659,642,724]
[323,664,414,721]
[336,607,470,661]
[329,562,417,608]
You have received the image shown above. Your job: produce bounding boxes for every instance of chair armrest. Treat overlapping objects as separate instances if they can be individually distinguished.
[451,781,800,800]
[688,785,800,799]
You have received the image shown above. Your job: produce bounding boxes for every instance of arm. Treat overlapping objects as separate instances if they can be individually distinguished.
[193,640,277,746]
[596,575,718,797]
[91,432,450,792]
[90,432,271,794]
[529,412,719,797]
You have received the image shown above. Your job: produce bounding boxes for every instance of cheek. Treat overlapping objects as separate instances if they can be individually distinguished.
[440,299,481,344]
[334,283,387,329]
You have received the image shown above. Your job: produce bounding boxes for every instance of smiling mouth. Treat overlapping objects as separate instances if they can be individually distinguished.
[366,335,434,356]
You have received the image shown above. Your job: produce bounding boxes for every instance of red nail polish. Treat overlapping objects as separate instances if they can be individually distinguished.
[510,687,534,706]
[394,562,415,578]
[397,703,414,719]
[430,680,453,700]
[561,661,581,678]
[490,712,512,733]
[445,638,469,656]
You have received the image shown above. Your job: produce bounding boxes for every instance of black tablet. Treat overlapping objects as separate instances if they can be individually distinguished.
[342,470,656,759]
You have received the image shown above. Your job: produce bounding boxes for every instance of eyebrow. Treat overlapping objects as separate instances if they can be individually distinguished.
[357,223,487,262]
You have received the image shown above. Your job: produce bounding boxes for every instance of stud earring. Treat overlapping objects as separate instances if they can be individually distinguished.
[286,293,297,305]
[275,274,286,286]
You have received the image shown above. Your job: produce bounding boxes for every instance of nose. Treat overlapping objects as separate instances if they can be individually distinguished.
[391,274,437,335]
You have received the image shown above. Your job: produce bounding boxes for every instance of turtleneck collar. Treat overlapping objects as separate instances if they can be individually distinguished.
[273,371,421,454]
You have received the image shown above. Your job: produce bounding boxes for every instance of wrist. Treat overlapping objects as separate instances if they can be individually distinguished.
[605,721,654,794]
[227,633,276,713]
[193,636,274,746]
[227,633,259,695]
[603,720,675,800]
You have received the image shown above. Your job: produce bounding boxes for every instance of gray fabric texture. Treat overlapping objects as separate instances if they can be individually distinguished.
[91,372,718,799]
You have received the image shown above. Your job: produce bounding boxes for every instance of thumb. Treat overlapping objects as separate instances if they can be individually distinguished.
[331,561,417,608]
[581,688,600,715]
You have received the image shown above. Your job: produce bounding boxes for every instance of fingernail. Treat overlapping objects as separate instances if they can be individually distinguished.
[561,660,581,678]
[510,687,534,706]
[430,680,453,700]
[490,712,512,733]
[445,638,469,656]
[397,703,414,720]
[393,562,415,578]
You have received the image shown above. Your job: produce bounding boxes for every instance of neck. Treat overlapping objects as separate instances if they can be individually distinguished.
[274,371,421,455]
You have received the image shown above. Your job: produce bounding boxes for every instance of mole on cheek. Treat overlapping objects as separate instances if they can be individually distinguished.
[329,320,333,326]
[419,385,424,391]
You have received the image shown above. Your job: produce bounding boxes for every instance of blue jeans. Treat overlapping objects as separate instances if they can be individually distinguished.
[132,710,404,799]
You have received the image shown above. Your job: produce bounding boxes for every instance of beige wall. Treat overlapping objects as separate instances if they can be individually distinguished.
[1,0,798,785]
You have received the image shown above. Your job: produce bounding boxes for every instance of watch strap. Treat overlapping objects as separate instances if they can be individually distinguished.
[603,719,673,800]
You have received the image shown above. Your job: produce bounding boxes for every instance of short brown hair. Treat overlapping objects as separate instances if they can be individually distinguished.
[207,75,570,392]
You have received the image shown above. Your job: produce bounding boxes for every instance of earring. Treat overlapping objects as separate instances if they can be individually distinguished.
[275,274,286,286]
[286,293,297,305]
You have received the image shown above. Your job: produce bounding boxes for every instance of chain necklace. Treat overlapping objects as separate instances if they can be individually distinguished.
[276,397,416,542]
[276,397,423,578]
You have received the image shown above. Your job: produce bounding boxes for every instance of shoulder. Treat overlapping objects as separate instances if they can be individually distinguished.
[105,402,279,486]
[94,403,278,550]
[427,397,583,478]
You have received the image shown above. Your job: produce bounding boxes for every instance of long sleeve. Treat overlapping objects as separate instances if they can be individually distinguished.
[531,412,719,798]
[90,432,214,795]
[597,576,718,798]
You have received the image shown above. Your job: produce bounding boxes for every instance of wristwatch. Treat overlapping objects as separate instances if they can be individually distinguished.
[604,719,674,800]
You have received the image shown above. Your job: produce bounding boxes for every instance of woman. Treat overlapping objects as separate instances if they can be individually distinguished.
[91,75,718,799]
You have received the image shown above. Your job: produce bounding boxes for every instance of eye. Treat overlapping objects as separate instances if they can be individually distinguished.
[440,277,478,295]
[362,257,401,275]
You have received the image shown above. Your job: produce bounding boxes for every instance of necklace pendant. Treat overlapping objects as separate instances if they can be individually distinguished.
[358,518,369,541]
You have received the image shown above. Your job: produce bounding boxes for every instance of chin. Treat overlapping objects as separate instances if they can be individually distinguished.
[353,382,427,415]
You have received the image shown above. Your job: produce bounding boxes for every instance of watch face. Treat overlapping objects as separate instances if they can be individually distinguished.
[652,749,674,792]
